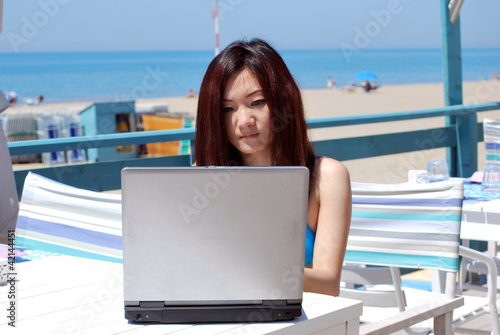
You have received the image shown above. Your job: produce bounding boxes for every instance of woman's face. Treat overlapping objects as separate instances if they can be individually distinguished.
[222,68,272,166]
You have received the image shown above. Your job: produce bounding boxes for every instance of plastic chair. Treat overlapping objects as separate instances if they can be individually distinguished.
[341,180,465,335]
[458,199,500,334]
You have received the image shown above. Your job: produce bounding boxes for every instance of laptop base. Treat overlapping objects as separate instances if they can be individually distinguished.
[125,303,302,323]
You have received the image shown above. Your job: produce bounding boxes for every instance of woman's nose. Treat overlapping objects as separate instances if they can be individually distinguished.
[237,108,255,127]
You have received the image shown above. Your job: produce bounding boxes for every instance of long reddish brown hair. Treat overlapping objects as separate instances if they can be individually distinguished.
[194,39,315,175]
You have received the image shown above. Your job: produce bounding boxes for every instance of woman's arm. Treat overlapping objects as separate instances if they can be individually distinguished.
[303,157,352,296]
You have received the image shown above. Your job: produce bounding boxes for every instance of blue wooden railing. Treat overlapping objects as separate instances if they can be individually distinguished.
[8,102,500,198]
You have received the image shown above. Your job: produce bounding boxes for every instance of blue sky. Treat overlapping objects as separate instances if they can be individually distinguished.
[0,0,499,53]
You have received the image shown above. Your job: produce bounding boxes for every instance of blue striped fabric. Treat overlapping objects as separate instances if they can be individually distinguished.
[346,180,464,272]
[486,154,500,162]
[345,250,459,271]
[485,142,499,150]
[352,197,463,208]
[484,118,500,165]
[16,215,122,249]
[352,210,461,222]
[15,236,122,263]
[15,172,123,263]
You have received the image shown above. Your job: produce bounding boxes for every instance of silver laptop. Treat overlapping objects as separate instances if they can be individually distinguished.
[121,166,309,323]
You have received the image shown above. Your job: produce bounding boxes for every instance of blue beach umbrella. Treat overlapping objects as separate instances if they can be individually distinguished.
[354,71,378,80]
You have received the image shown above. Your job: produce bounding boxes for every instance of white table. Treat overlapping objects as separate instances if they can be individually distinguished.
[462,198,500,258]
[0,256,362,335]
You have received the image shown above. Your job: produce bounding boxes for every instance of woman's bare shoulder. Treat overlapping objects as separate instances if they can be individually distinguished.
[310,156,351,204]
[315,156,350,182]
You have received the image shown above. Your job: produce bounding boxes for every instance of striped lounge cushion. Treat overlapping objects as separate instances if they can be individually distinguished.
[15,172,123,263]
[346,180,463,272]
[484,118,500,165]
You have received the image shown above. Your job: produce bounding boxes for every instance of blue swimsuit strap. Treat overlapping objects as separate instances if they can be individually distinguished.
[304,225,315,267]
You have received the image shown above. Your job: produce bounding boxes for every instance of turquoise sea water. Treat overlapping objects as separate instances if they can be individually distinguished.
[1,48,499,104]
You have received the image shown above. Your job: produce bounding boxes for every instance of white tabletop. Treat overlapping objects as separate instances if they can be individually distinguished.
[462,198,500,243]
[464,198,500,214]
[0,256,362,335]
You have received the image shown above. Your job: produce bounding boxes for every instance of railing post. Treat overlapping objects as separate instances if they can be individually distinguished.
[455,110,478,178]
[440,0,477,177]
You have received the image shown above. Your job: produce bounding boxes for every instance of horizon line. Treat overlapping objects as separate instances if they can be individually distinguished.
[1,46,500,55]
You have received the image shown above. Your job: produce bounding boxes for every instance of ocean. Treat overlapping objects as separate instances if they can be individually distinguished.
[1,48,499,104]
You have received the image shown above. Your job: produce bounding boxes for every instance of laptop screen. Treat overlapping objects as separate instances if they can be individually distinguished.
[121,166,309,305]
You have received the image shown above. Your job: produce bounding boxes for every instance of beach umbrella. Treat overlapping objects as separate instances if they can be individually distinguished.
[354,71,378,80]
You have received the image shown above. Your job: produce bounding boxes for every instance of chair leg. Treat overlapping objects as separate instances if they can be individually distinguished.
[389,267,406,312]
[389,267,431,335]
[458,257,468,294]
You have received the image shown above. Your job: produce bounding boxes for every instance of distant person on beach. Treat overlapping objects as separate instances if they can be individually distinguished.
[186,88,196,98]
[361,81,378,93]
[194,38,351,297]
[25,95,44,106]
[361,81,372,93]
[5,91,18,106]
[327,77,336,89]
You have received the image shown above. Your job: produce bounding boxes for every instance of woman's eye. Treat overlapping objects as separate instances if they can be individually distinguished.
[252,99,265,106]
[222,107,233,113]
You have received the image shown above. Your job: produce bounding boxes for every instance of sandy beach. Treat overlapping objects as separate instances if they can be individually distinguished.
[9,80,500,183]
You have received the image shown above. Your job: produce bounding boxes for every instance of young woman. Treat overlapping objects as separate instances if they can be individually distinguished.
[194,39,351,296]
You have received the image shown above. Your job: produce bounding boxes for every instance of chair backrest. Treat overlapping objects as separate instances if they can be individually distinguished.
[346,180,464,273]
[15,172,122,263]
[0,120,19,244]
[484,118,500,165]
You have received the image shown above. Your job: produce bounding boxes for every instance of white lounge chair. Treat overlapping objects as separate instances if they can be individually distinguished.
[15,172,122,263]
[458,198,500,335]
[342,180,500,335]
[341,180,465,335]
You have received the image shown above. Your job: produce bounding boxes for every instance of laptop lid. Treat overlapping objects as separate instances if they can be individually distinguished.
[121,166,309,308]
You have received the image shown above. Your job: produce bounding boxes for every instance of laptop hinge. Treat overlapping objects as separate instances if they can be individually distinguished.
[140,301,164,308]
[262,300,287,306]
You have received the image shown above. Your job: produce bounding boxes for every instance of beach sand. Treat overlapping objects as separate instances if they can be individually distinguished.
[300,80,500,183]
[10,80,500,183]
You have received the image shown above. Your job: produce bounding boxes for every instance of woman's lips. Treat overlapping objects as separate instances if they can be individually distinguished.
[241,133,258,140]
